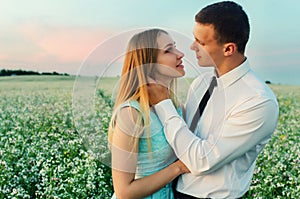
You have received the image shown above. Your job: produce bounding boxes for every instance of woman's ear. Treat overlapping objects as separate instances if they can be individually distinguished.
[223,43,236,56]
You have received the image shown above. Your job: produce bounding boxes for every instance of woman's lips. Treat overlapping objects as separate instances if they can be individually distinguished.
[176,61,184,68]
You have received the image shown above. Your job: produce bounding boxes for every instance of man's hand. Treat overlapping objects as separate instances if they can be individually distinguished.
[147,77,169,106]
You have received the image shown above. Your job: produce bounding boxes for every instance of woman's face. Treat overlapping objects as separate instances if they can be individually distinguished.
[155,33,185,78]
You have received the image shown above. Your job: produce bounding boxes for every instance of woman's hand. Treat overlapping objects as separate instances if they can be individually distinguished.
[174,159,190,174]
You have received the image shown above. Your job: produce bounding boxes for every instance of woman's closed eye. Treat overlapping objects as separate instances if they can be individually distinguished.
[165,46,176,53]
[165,48,172,53]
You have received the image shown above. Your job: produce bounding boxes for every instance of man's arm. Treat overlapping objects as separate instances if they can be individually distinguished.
[154,97,279,175]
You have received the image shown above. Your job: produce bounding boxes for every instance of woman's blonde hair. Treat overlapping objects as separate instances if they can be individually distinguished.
[108,28,179,152]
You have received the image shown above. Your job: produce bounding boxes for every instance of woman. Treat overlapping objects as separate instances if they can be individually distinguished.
[108,28,189,199]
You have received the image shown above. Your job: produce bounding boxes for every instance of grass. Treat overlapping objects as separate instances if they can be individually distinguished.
[0,76,299,198]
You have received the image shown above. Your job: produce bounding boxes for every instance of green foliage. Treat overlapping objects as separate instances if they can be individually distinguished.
[0,76,112,198]
[243,86,300,198]
[0,76,299,198]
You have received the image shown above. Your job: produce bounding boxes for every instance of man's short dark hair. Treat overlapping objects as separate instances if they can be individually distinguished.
[195,1,250,54]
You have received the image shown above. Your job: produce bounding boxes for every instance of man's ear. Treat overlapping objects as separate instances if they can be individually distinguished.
[223,43,236,56]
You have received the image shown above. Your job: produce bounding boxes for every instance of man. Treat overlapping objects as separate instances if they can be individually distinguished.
[148,1,279,198]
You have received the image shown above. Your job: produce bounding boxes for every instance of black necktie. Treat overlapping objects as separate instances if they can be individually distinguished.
[189,76,217,132]
[172,78,217,194]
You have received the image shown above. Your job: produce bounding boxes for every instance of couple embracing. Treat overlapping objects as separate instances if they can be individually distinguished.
[108,1,279,199]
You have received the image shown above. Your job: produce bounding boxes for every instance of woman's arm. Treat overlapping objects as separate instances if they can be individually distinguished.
[111,106,189,199]
[112,160,188,199]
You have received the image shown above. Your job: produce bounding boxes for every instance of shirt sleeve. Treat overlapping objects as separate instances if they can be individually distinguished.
[154,98,279,175]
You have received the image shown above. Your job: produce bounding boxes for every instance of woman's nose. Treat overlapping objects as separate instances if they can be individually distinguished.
[176,49,184,59]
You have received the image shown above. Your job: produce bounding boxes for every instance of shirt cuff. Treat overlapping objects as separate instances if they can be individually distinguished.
[154,99,180,124]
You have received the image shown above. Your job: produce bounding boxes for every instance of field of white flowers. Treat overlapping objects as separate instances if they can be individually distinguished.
[0,76,299,198]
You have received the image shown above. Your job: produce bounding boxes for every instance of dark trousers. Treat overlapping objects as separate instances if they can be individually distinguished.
[174,189,209,199]
[174,189,245,199]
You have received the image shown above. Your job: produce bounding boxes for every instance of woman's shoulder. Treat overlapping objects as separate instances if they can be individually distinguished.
[113,100,144,137]
[113,100,144,123]
[117,100,141,112]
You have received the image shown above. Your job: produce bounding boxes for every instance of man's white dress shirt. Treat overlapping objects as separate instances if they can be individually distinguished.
[154,60,279,198]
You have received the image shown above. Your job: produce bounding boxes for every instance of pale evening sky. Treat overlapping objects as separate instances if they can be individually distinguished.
[0,0,299,85]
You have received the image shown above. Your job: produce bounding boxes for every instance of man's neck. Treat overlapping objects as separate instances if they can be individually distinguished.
[216,54,246,77]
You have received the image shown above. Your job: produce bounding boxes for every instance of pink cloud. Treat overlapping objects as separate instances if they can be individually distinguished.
[0,23,117,73]
[19,24,113,63]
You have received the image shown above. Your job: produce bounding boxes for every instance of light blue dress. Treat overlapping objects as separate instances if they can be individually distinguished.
[111,100,182,199]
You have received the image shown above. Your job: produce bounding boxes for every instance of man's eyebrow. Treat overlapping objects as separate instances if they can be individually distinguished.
[192,33,200,42]
[194,37,201,43]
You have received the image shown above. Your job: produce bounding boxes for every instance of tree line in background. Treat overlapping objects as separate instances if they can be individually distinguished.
[0,69,273,84]
[0,69,69,76]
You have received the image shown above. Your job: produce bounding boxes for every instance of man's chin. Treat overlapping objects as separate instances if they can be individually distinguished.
[198,63,215,68]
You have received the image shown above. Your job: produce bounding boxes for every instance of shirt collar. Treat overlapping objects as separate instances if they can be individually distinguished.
[216,59,250,88]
